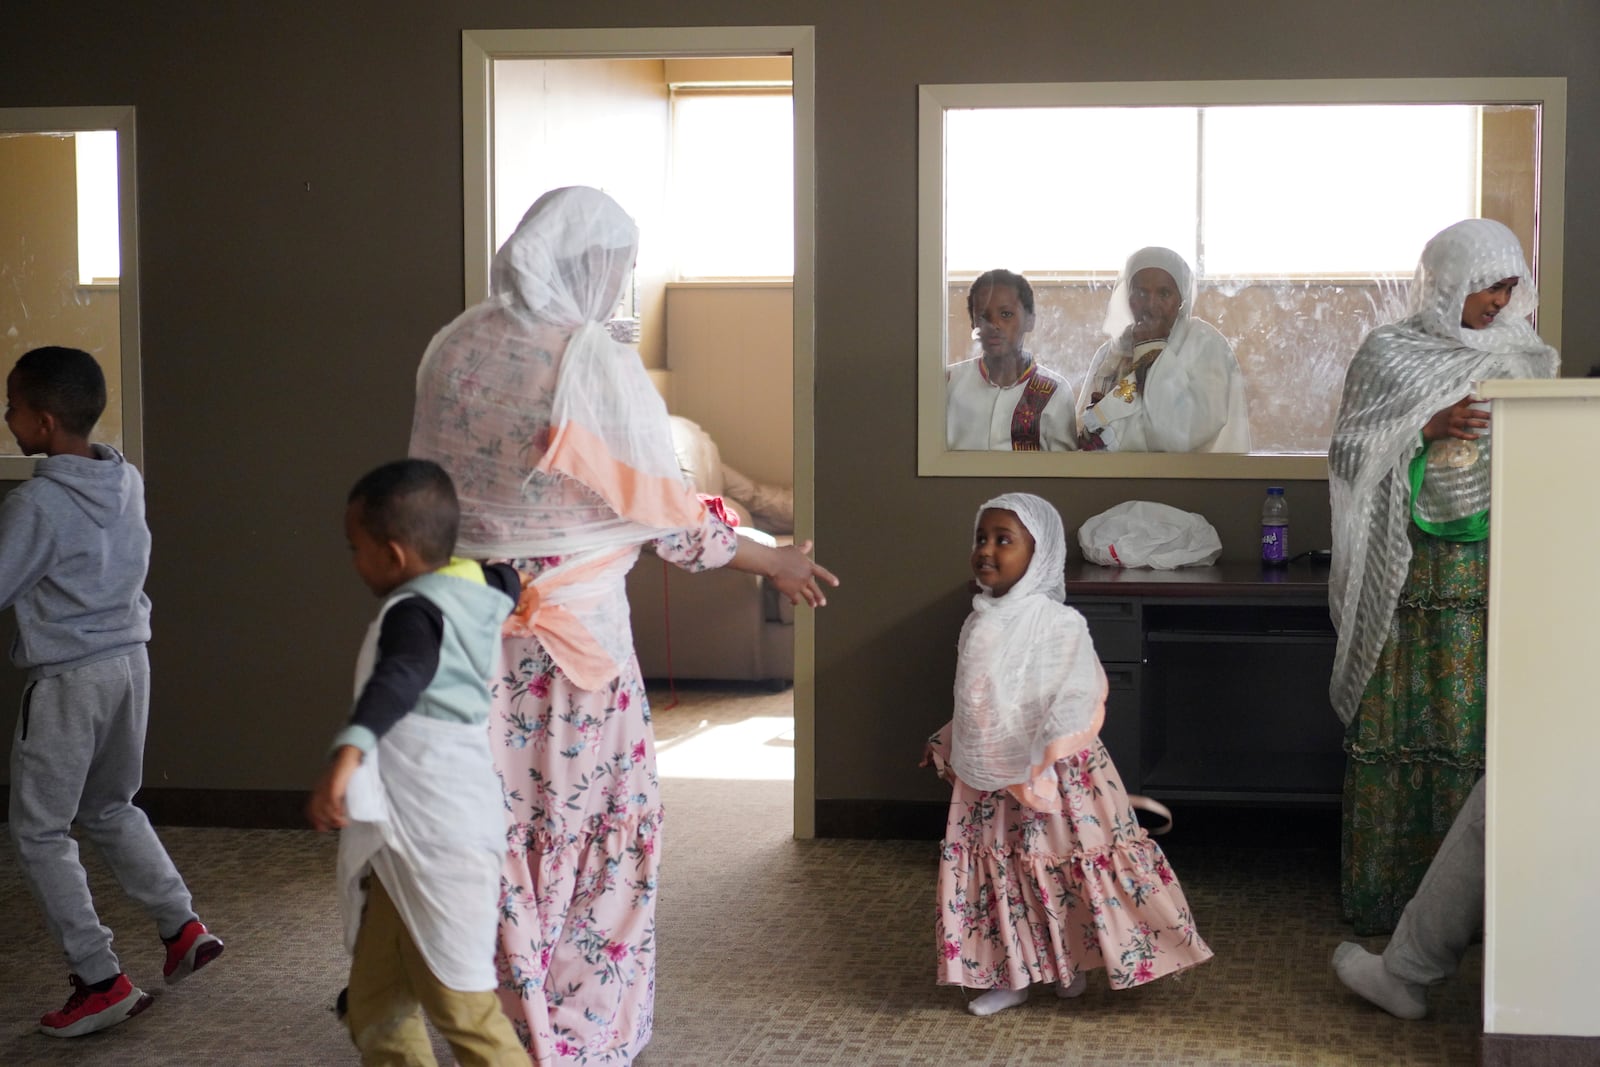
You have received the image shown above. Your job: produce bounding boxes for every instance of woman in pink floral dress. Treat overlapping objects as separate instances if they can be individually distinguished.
[410,187,835,1064]
[923,493,1210,1017]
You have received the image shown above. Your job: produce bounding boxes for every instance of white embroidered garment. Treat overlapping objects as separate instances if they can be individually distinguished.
[952,493,1106,801]
[410,187,709,688]
[1077,246,1251,452]
[337,610,504,992]
[1328,218,1558,723]
[945,356,1078,451]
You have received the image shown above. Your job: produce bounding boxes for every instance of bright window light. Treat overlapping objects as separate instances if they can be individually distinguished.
[1202,105,1479,275]
[946,104,1481,278]
[670,91,793,278]
[75,130,120,285]
[947,107,1199,274]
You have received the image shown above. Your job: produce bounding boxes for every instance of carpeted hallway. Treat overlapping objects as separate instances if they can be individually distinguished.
[0,685,1481,1065]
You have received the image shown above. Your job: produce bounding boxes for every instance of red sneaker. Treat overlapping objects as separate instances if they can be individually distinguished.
[39,973,153,1038]
[162,919,225,984]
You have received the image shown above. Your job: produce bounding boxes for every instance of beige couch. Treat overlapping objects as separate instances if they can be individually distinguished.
[625,417,795,685]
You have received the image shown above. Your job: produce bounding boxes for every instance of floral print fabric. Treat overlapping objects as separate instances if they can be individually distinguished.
[493,521,737,1066]
[1342,525,1486,935]
[930,726,1211,992]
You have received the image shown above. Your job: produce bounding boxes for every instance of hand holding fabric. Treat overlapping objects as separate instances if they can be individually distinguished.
[307,746,363,831]
[1422,396,1490,442]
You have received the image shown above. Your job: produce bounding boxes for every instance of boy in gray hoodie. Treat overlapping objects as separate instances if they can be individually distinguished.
[3,346,223,1037]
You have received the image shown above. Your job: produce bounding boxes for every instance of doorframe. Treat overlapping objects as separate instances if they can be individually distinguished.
[462,26,819,837]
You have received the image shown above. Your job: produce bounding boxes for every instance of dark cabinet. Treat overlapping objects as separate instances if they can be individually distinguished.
[1069,561,1344,806]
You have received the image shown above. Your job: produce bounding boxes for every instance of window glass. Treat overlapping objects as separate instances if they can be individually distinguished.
[671,91,793,278]
[947,107,1198,273]
[1201,105,1478,275]
[75,130,120,285]
[945,104,1480,277]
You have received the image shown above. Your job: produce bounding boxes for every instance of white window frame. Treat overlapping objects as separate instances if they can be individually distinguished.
[917,78,1566,481]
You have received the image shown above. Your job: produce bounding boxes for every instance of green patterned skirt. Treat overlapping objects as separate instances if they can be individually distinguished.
[1341,525,1487,935]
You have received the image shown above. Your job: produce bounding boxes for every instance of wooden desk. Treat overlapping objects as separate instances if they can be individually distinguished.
[1067,559,1343,806]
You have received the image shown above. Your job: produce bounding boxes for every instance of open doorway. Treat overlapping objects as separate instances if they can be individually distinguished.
[461,27,819,835]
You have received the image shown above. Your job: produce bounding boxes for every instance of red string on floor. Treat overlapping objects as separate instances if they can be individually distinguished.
[657,556,679,711]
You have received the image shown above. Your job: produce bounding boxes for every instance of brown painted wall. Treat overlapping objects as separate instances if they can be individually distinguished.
[1,3,1595,813]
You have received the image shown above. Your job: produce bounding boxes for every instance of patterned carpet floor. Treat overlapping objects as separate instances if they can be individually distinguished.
[0,684,1481,1065]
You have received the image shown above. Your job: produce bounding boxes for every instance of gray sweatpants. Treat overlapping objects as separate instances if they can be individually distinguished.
[8,649,195,984]
[1383,776,1486,986]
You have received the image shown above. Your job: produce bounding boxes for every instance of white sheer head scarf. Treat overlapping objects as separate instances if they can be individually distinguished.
[1327,218,1558,722]
[1089,246,1200,400]
[411,186,695,560]
[951,493,1104,794]
[1101,245,1196,339]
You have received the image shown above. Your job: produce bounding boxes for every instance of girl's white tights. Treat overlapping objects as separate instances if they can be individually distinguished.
[966,971,1086,1016]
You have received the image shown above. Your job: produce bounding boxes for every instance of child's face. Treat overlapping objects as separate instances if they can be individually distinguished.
[971,508,1035,597]
[344,501,404,597]
[3,373,48,456]
[969,284,1033,362]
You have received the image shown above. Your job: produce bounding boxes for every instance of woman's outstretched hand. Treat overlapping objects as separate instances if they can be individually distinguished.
[767,539,839,607]
[1423,396,1491,442]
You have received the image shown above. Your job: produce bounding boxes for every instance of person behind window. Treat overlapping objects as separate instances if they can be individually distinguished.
[1077,247,1250,452]
[946,269,1077,451]
[1328,218,1558,935]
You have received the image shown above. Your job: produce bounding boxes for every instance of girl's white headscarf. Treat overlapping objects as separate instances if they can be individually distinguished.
[952,493,1106,801]
[1327,218,1558,723]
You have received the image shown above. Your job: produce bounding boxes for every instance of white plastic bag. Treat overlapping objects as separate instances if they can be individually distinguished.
[1078,501,1222,569]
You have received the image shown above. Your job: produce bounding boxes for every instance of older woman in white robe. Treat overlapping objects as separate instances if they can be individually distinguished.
[1076,247,1250,453]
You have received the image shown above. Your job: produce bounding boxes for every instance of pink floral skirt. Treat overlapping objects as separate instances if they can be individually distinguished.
[935,737,1212,990]
[493,636,660,1065]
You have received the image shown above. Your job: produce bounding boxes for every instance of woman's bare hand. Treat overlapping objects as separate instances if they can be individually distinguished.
[1422,396,1490,442]
[766,540,839,607]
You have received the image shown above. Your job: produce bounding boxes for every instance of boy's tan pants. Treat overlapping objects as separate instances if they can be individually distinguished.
[346,875,529,1067]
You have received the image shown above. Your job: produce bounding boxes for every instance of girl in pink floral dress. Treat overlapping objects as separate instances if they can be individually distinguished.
[410,187,836,1064]
[924,493,1210,1016]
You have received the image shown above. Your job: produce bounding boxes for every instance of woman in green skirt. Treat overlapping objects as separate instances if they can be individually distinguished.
[1327,219,1558,934]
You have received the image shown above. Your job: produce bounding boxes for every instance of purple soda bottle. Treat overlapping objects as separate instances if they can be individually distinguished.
[1261,486,1288,567]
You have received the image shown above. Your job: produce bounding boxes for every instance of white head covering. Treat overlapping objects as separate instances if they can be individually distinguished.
[411,186,697,560]
[1080,246,1251,453]
[1406,218,1543,352]
[1101,245,1196,339]
[1327,218,1558,722]
[951,493,1104,795]
[491,186,637,326]
[410,188,708,689]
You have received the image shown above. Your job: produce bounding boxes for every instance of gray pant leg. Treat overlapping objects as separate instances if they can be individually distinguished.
[1383,776,1486,986]
[8,652,192,983]
[73,651,194,937]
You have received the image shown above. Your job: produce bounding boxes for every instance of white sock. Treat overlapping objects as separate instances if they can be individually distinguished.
[1332,942,1427,1020]
[966,985,1030,1017]
[1056,971,1087,998]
